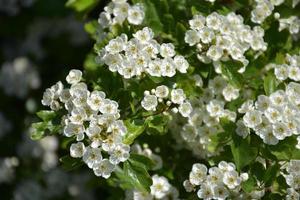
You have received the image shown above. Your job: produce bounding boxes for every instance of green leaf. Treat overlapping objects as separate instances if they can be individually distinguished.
[66,0,99,12]
[36,110,56,121]
[264,72,277,95]
[59,155,84,171]
[269,137,300,160]
[241,175,256,193]
[30,122,48,140]
[116,161,152,192]
[263,163,279,186]
[141,0,163,33]
[231,134,258,171]
[84,20,99,39]
[123,119,146,145]
[146,114,170,135]
[129,153,155,170]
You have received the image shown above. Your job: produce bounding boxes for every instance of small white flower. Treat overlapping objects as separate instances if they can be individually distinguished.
[83,147,102,168]
[179,102,193,117]
[70,142,85,158]
[171,89,186,104]
[243,110,262,128]
[141,94,158,111]
[197,184,213,200]
[184,30,200,46]
[174,55,189,73]
[66,69,82,85]
[127,4,144,25]
[150,175,171,199]
[223,170,241,189]
[189,163,207,185]
[160,43,176,58]
[155,85,169,98]
[64,123,85,141]
[222,85,239,101]
[109,143,130,164]
[93,159,115,179]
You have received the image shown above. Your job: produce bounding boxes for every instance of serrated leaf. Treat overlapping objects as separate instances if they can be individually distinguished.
[123,119,146,145]
[264,72,277,96]
[263,163,279,186]
[241,175,256,193]
[37,110,56,121]
[129,153,155,170]
[231,134,258,171]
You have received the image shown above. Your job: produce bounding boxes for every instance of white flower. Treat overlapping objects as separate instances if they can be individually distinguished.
[66,69,82,85]
[183,180,195,192]
[199,27,215,44]
[161,58,176,77]
[207,45,223,61]
[70,142,85,158]
[236,119,250,138]
[171,89,186,104]
[243,110,262,128]
[288,66,300,81]
[174,55,189,73]
[206,100,224,117]
[105,36,126,54]
[213,185,229,200]
[181,124,198,142]
[189,163,207,185]
[286,188,300,200]
[184,30,200,46]
[127,4,144,25]
[87,91,106,111]
[273,122,290,140]
[64,123,85,141]
[255,95,270,111]
[179,102,193,117]
[155,85,169,99]
[133,27,154,43]
[197,184,213,200]
[222,85,239,101]
[223,170,241,189]
[275,64,289,81]
[93,159,115,179]
[150,175,171,199]
[100,99,119,115]
[141,94,158,111]
[189,15,206,30]
[160,43,175,58]
[109,143,130,164]
[83,147,102,168]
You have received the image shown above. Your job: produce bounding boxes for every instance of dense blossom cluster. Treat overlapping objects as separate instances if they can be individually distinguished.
[185,12,267,73]
[284,160,300,199]
[99,27,189,78]
[278,16,300,35]
[178,75,238,157]
[183,161,251,199]
[251,0,285,24]
[126,174,179,200]
[98,0,144,29]
[237,81,300,145]
[273,52,300,81]
[41,69,130,179]
[0,57,40,98]
[141,85,192,118]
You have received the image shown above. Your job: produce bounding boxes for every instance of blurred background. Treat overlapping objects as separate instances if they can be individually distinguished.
[0,0,121,199]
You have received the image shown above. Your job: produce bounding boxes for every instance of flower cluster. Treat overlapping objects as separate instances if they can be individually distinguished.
[284,160,300,199]
[178,76,238,158]
[98,0,144,29]
[141,85,192,118]
[183,161,249,199]
[272,52,300,81]
[185,12,267,73]
[251,0,285,24]
[237,82,300,145]
[41,69,130,179]
[100,27,189,78]
[126,174,179,200]
[278,16,300,36]
[0,57,40,99]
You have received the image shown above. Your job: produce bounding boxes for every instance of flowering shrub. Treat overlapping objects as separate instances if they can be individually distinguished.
[30,0,300,199]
